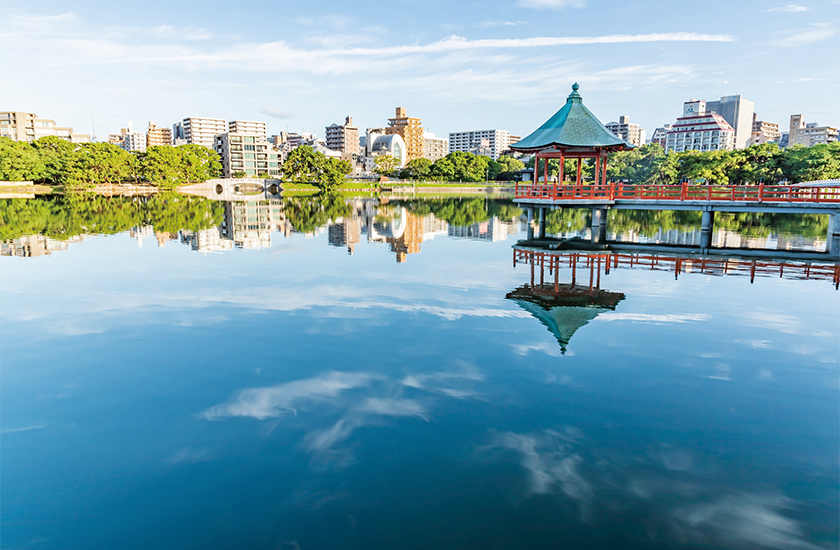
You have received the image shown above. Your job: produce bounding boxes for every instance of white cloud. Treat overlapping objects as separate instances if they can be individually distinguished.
[768,4,810,12]
[479,20,531,27]
[774,24,837,47]
[517,0,586,9]
[260,107,297,119]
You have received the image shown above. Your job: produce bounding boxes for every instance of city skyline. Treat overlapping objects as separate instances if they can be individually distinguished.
[1,1,838,143]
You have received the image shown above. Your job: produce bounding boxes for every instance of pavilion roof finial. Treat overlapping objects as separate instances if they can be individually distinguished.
[567,82,582,103]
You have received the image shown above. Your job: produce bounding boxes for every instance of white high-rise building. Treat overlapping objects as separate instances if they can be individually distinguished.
[228,120,267,139]
[665,100,736,153]
[422,132,448,162]
[173,117,227,148]
[448,129,514,160]
[704,95,755,149]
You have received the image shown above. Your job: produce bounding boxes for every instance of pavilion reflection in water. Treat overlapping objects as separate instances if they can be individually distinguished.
[507,253,624,354]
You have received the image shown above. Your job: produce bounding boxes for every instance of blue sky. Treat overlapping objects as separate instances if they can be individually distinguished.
[1,0,837,141]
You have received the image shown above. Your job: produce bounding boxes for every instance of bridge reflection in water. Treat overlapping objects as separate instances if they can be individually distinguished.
[508,247,840,353]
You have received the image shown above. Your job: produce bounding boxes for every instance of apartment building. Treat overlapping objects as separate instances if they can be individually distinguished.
[173,117,226,148]
[448,129,514,160]
[229,120,267,139]
[122,132,146,153]
[0,111,90,143]
[146,121,172,147]
[385,107,424,161]
[749,115,780,146]
[649,124,671,148]
[214,133,282,178]
[665,100,735,153]
[605,116,646,146]
[325,116,360,158]
[703,95,755,149]
[422,132,448,162]
[108,128,129,146]
[787,114,838,147]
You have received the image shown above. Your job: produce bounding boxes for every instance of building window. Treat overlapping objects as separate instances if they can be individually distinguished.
[244,136,255,143]
[244,153,255,159]
[244,145,255,151]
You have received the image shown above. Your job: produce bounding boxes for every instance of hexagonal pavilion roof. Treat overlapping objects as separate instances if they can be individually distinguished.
[509,83,633,153]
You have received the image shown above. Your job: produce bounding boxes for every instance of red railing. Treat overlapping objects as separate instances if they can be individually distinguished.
[513,249,840,287]
[514,182,840,203]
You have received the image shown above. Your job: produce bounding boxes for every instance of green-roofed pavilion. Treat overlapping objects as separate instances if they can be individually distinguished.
[511,83,634,187]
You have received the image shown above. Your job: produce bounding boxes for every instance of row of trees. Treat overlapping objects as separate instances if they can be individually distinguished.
[380,142,840,185]
[0,137,221,188]
[281,146,352,189]
[0,193,224,240]
[527,142,840,186]
[377,152,526,182]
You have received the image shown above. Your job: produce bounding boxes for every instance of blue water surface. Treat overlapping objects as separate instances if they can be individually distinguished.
[1,200,838,550]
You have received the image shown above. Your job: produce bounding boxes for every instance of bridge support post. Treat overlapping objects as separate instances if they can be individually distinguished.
[828,213,840,258]
[538,207,547,239]
[526,207,535,241]
[701,209,715,249]
[591,208,608,243]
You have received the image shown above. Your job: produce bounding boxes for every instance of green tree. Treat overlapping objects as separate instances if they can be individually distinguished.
[0,138,44,182]
[494,155,526,181]
[374,155,398,176]
[282,145,323,183]
[143,146,186,188]
[320,157,351,189]
[401,158,433,180]
[430,151,490,182]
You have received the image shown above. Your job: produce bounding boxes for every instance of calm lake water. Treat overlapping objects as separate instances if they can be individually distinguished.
[1,194,838,549]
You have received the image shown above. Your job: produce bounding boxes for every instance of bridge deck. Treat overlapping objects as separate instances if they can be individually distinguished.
[514,183,840,213]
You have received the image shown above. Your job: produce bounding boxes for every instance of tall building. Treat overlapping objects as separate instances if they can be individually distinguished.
[325,116,360,158]
[228,120,267,139]
[385,107,424,161]
[448,129,514,160]
[122,132,146,153]
[704,95,755,149]
[787,114,838,148]
[214,133,282,178]
[0,111,89,143]
[422,132,448,162]
[665,100,735,153]
[173,117,226,148]
[650,124,671,148]
[108,128,129,146]
[146,121,172,147]
[749,114,780,146]
[605,116,646,146]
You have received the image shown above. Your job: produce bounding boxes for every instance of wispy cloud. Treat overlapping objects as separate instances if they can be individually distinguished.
[517,0,586,9]
[260,107,297,119]
[768,4,810,12]
[774,23,837,47]
[479,20,531,27]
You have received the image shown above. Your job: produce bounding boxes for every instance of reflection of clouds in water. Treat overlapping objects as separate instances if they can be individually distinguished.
[674,494,822,550]
[490,429,822,549]
[204,367,480,456]
[740,311,832,337]
[202,371,375,420]
[599,313,710,323]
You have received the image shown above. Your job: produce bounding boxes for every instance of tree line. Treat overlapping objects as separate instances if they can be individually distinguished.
[0,137,221,189]
[528,142,840,186]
